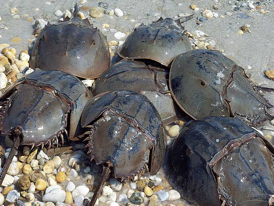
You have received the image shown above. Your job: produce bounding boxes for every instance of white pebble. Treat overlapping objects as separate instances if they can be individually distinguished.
[30,159,39,168]
[28,183,36,193]
[109,178,122,191]
[74,195,84,206]
[114,8,123,17]
[69,169,78,177]
[46,185,61,194]
[64,10,72,19]
[226,12,233,16]
[37,150,49,160]
[118,194,127,202]
[52,156,62,168]
[6,190,20,203]
[168,189,181,200]
[2,174,14,186]
[45,2,51,5]
[155,177,162,186]
[43,188,66,203]
[102,186,113,196]
[66,181,76,192]
[130,182,137,189]
[157,190,169,201]
[81,79,94,88]
[48,177,57,186]
[72,185,89,198]
[209,40,216,47]
[55,10,63,17]
[168,125,180,137]
[114,32,126,40]
[127,189,134,198]
[0,73,7,90]
[213,12,219,18]
[202,10,213,19]
[7,162,20,176]
[248,3,255,9]
[0,193,4,205]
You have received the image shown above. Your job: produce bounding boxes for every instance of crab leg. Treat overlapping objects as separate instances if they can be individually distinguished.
[89,165,111,206]
[0,131,21,186]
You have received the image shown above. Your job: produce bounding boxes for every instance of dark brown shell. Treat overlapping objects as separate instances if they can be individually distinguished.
[81,91,166,178]
[169,49,273,126]
[0,70,92,146]
[30,17,110,79]
[92,59,177,125]
[165,116,274,206]
[118,18,192,66]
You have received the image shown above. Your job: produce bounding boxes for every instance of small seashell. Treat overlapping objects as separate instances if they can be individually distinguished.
[202,10,213,19]
[114,8,123,17]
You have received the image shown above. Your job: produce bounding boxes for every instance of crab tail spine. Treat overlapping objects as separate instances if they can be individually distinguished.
[0,131,21,186]
[89,165,111,206]
[73,3,79,17]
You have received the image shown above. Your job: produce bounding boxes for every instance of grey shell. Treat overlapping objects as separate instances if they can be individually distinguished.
[118,18,192,66]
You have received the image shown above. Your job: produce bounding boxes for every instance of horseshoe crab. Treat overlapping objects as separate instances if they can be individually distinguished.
[165,116,274,206]
[118,17,192,67]
[30,5,110,79]
[80,91,166,206]
[0,69,92,185]
[169,49,273,126]
[92,59,177,125]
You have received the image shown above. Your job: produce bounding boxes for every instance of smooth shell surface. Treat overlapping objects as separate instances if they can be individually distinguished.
[118,18,191,66]
[166,116,274,206]
[30,17,110,79]
[92,60,176,125]
[169,49,272,126]
[81,91,166,176]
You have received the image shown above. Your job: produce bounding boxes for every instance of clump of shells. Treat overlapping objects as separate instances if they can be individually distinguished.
[0,44,30,94]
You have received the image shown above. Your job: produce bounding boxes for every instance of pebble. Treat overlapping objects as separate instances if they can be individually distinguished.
[168,190,180,200]
[43,187,66,203]
[28,183,35,193]
[157,190,169,201]
[89,7,104,18]
[6,190,20,203]
[238,30,244,35]
[144,186,153,197]
[226,12,233,16]
[37,150,49,160]
[48,177,57,186]
[0,194,4,205]
[114,8,124,17]
[81,79,94,88]
[2,174,14,186]
[199,17,206,22]
[30,159,39,169]
[72,185,89,198]
[2,186,13,195]
[190,5,196,10]
[137,179,149,191]
[114,32,126,40]
[0,73,7,89]
[7,162,20,176]
[148,194,158,206]
[55,10,64,17]
[66,181,76,192]
[45,203,55,206]
[10,7,18,14]
[17,175,31,190]
[43,160,55,173]
[78,12,85,19]
[202,10,213,19]
[74,195,84,206]
[118,194,127,202]
[265,70,274,80]
[65,191,73,204]
[168,125,180,137]
[109,178,122,191]
[108,9,115,16]
[110,202,119,206]
[98,2,109,9]
[25,193,35,202]
[69,169,78,177]
[64,10,72,19]
[130,182,137,189]
[129,192,143,204]
[56,172,67,183]
[27,149,37,163]
[35,179,47,191]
